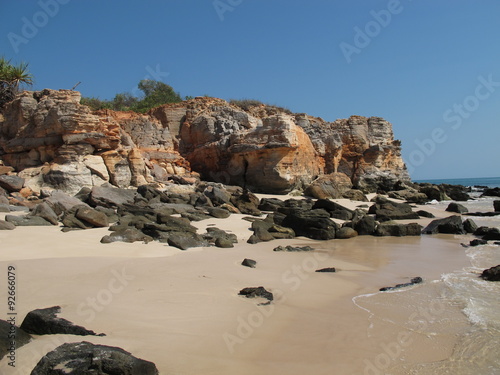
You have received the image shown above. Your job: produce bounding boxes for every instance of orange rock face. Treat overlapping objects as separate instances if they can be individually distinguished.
[0,91,409,194]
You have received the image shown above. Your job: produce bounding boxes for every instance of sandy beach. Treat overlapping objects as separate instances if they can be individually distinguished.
[0,194,482,375]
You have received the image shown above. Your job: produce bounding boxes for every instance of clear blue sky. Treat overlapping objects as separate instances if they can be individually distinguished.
[1,0,499,180]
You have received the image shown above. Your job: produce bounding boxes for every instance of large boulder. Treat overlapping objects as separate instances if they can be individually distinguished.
[446,202,468,214]
[0,175,24,192]
[75,206,109,227]
[353,215,377,235]
[282,209,338,240]
[20,306,102,336]
[304,173,353,199]
[480,265,500,281]
[31,202,59,225]
[30,341,159,375]
[312,199,354,220]
[368,196,419,221]
[5,215,52,226]
[375,222,422,237]
[89,186,136,208]
[45,190,88,215]
[422,215,465,235]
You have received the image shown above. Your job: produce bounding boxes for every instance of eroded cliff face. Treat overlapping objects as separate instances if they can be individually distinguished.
[0,89,409,195]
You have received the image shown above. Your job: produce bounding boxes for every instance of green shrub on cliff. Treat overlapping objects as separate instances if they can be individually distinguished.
[81,79,182,113]
[0,57,33,108]
[230,98,292,114]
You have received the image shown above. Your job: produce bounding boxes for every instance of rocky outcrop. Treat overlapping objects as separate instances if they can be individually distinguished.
[0,90,409,195]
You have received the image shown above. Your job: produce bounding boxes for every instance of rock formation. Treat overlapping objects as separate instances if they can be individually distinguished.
[0,89,410,195]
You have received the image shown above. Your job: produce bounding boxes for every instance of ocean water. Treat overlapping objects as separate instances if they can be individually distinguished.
[415,176,500,188]
[354,197,500,374]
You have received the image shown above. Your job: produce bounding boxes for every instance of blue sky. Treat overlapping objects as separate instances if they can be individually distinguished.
[1,0,499,180]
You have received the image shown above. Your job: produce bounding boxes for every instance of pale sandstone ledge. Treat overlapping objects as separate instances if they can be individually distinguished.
[0,89,409,196]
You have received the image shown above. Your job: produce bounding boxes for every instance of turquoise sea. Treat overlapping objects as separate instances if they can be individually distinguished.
[415,177,500,188]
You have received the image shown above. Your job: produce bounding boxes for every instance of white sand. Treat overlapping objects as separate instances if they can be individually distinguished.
[0,195,475,374]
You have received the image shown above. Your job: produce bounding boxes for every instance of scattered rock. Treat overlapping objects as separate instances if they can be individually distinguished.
[342,189,368,202]
[353,215,376,235]
[101,228,153,243]
[207,206,231,218]
[20,306,103,336]
[167,233,207,250]
[215,237,234,248]
[480,265,500,281]
[388,189,428,203]
[31,202,59,225]
[422,215,465,235]
[89,186,136,208]
[75,206,109,227]
[446,202,468,214]
[368,196,420,221]
[312,199,354,220]
[380,277,423,291]
[469,239,488,247]
[241,258,257,268]
[416,210,435,218]
[315,267,336,273]
[336,227,358,239]
[0,175,24,192]
[304,172,352,199]
[282,209,338,240]
[0,220,16,230]
[5,214,52,226]
[238,286,273,302]
[482,188,500,197]
[258,198,285,211]
[273,245,315,252]
[375,222,422,237]
[463,218,478,234]
[30,341,159,375]
[494,200,500,212]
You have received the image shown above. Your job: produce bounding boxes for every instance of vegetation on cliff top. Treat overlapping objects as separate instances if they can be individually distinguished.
[81,80,184,113]
[0,57,34,108]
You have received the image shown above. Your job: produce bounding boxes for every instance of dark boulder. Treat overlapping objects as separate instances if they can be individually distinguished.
[482,187,500,197]
[203,227,238,245]
[31,202,59,225]
[282,209,338,240]
[231,189,261,216]
[422,215,465,235]
[482,229,500,241]
[388,189,429,204]
[215,237,234,248]
[0,175,24,192]
[181,210,212,222]
[463,218,478,234]
[20,306,103,336]
[312,199,354,220]
[494,200,500,212]
[368,196,420,221]
[167,233,207,250]
[417,210,435,218]
[30,341,159,375]
[441,184,470,201]
[75,206,109,227]
[469,239,488,247]
[89,186,136,208]
[74,187,92,203]
[273,245,315,252]
[239,286,273,302]
[101,228,153,244]
[315,267,336,273]
[446,202,468,214]
[203,185,232,205]
[45,191,87,215]
[5,214,52,226]
[380,277,423,291]
[207,207,231,219]
[419,184,446,201]
[137,184,168,202]
[342,189,368,202]
[0,320,31,360]
[480,265,500,281]
[353,215,376,235]
[375,222,422,237]
[258,198,285,211]
[241,258,257,268]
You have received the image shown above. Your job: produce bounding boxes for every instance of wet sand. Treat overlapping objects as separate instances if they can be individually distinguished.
[0,197,475,374]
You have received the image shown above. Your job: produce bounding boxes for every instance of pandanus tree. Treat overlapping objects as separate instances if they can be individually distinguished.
[0,57,34,109]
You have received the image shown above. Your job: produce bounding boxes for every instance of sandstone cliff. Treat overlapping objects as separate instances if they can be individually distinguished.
[0,89,410,196]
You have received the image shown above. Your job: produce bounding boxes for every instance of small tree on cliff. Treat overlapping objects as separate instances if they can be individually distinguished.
[0,57,34,108]
[132,79,182,113]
